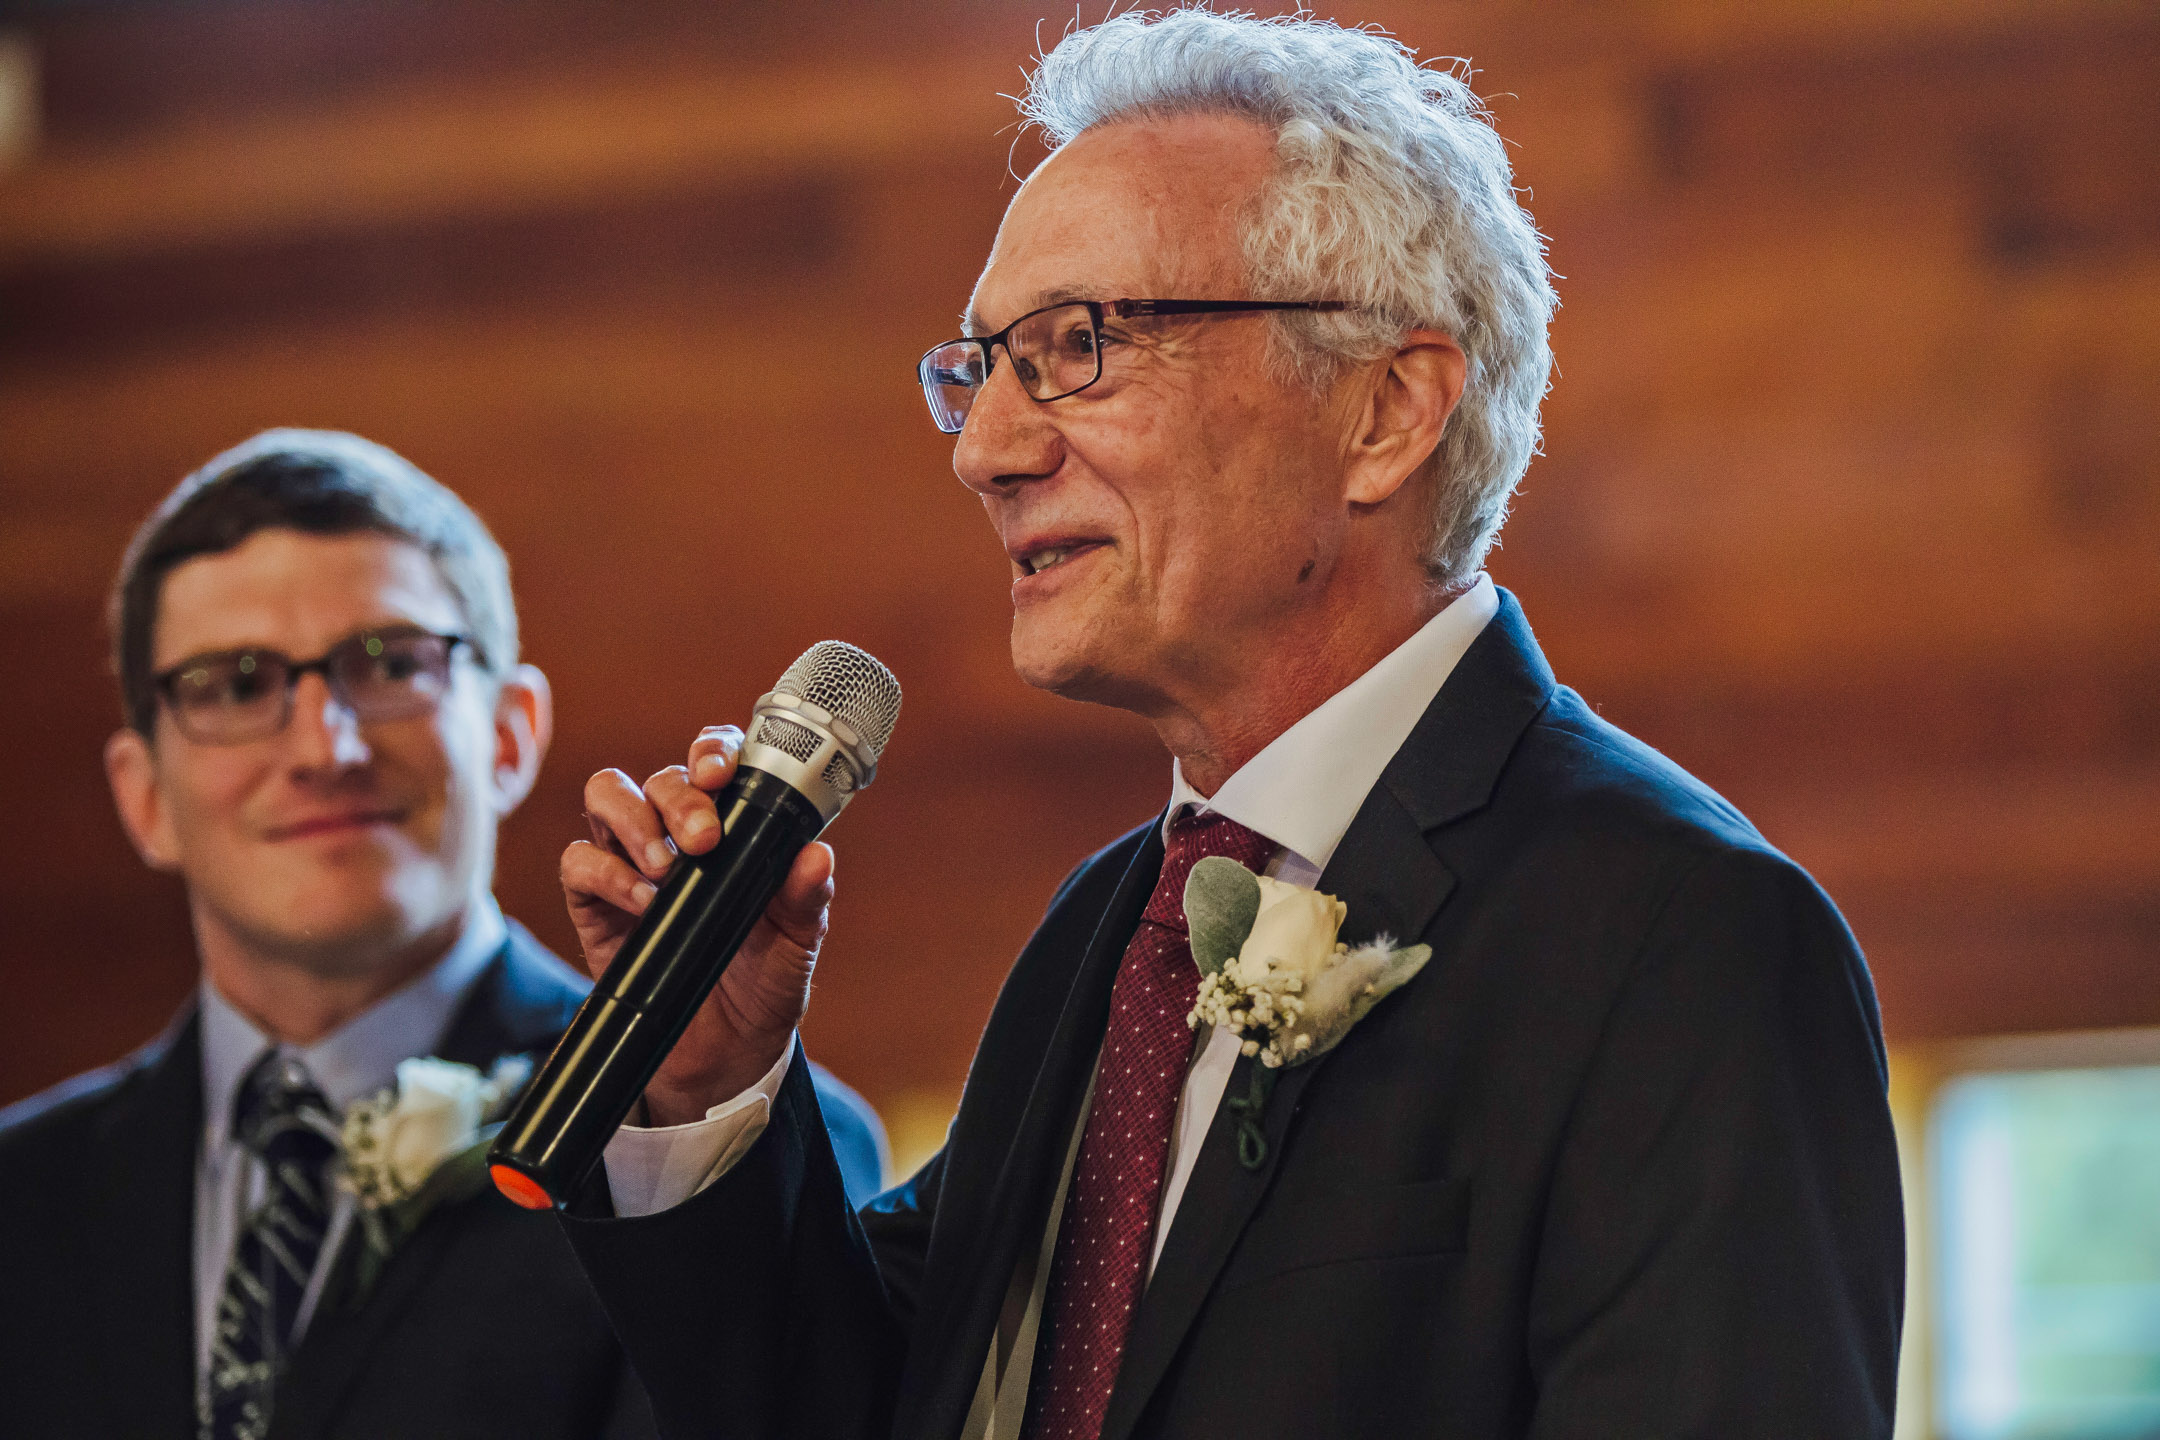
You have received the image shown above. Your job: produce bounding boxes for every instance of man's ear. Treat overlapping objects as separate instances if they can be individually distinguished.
[1342,327,1467,507]
[489,664,553,817]
[105,727,182,871]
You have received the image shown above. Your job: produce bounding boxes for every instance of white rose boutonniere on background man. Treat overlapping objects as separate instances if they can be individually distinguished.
[1184,856,1431,1167]
[338,1054,532,1300]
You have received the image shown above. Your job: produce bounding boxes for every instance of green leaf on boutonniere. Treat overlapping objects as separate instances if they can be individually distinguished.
[1339,944,1431,1035]
[1184,855,1262,976]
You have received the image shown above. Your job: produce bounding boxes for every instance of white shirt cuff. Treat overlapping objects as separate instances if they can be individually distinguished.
[602,1034,796,1218]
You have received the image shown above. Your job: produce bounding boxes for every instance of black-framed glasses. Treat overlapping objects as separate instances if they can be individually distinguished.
[152,628,472,745]
[916,297,1349,434]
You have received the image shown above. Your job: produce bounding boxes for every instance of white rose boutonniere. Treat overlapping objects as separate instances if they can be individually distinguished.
[337,1054,532,1300]
[1184,856,1431,1168]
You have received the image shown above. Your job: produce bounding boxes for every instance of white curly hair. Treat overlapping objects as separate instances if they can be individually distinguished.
[1019,7,1556,585]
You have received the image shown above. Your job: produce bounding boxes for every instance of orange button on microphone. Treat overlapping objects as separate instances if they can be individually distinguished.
[491,1163,556,1211]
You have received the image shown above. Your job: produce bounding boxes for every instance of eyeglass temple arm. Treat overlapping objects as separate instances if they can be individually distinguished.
[1106,299,1349,318]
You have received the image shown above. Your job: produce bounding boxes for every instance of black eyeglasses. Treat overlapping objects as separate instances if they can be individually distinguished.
[916,297,1349,434]
[152,628,473,745]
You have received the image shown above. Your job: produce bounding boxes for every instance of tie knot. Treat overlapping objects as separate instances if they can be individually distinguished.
[232,1051,337,1163]
[1144,809,1276,933]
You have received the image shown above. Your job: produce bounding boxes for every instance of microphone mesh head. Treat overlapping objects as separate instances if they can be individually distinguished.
[775,641,902,764]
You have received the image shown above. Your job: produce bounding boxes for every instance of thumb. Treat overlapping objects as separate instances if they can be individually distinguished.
[767,842,835,954]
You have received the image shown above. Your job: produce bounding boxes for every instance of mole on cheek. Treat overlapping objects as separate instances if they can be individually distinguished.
[1297,559,1316,584]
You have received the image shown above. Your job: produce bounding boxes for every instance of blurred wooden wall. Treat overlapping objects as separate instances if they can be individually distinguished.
[2,0,2155,1143]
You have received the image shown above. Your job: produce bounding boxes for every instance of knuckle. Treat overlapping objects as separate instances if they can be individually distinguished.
[560,842,605,882]
[585,768,637,807]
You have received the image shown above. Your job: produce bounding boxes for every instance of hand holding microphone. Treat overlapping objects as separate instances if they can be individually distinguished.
[491,642,901,1209]
[564,726,828,1123]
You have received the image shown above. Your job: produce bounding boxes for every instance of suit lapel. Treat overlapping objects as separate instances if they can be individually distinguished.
[909,825,1165,1440]
[86,1009,205,1438]
[1316,781,1457,951]
[1100,785,1450,1440]
[267,1190,476,1440]
[1100,589,1557,1440]
[1375,587,1556,836]
[431,921,591,1070]
[269,931,584,1440]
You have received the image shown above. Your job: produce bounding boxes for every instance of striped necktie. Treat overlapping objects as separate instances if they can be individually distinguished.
[201,1051,339,1440]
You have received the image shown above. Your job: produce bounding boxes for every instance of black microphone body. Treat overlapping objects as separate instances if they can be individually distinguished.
[489,640,902,1211]
[489,767,824,1209]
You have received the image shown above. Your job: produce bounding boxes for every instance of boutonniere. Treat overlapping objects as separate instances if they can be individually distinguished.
[336,1054,532,1301]
[1184,857,1431,1169]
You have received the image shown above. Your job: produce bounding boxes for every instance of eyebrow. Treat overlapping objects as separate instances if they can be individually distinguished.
[156,621,440,672]
[963,285,1101,337]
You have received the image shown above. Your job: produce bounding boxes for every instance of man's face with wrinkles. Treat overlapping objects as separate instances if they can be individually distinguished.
[953,114,1368,718]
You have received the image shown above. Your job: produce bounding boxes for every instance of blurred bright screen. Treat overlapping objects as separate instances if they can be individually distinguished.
[1932,1066,2160,1438]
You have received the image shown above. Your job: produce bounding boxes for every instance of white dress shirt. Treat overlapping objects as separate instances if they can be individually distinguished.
[606,573,1499,1241]
[193,901,504,1385]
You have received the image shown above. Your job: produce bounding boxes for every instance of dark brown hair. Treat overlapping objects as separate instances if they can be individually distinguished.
[112,429,518,735]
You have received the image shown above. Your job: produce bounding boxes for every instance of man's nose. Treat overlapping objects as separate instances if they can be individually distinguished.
[285,672,372,770]
[953,353,1063,496]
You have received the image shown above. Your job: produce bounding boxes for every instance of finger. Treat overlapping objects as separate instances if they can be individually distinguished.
[765,842,836,951]
[646,766,724,856]
[687,725,744,793]
[561,838,658,917]
[584,768,675,878]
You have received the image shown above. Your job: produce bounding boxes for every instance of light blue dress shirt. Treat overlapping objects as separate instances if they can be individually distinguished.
[191,901,505,1387]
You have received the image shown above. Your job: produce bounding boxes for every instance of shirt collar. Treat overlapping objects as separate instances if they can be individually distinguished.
[1164,573,1498,872]
[200,900,508,1146]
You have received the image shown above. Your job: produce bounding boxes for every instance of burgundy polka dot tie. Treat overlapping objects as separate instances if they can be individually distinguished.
[1023,810,1276,1440]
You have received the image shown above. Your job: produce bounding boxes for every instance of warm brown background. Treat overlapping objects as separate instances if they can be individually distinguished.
[3,1,2156,1163]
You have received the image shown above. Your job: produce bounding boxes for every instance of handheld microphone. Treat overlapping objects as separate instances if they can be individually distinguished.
[488,641,902,1211]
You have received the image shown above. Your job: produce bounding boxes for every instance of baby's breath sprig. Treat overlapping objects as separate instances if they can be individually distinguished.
[1189,944,1342,1068]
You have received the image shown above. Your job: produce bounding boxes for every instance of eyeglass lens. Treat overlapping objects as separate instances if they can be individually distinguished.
[919,302,1103,434]
[164,632,458,744]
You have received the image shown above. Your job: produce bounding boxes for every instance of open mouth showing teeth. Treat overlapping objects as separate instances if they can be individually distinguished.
[1022,545,1086,575]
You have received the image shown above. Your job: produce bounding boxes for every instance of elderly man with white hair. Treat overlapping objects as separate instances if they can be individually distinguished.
[557,11,1905,1439]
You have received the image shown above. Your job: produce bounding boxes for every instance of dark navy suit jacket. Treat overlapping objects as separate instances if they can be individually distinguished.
[562,591,1905,1440]
[0,921,887,1439]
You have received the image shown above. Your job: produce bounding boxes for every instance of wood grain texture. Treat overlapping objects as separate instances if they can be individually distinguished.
[1,0,2153,1112]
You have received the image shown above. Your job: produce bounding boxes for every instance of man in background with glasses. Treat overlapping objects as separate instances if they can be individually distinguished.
[0,429,885,1439]
[559,10,1904,1440]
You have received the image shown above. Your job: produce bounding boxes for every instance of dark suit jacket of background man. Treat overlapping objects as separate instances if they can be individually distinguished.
[0,920,887,1440]
[562,590,1907,1440]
